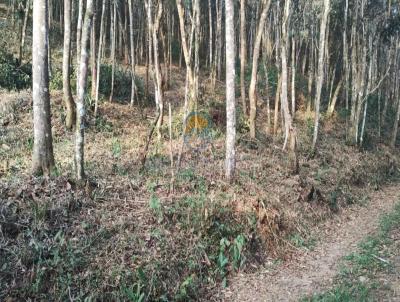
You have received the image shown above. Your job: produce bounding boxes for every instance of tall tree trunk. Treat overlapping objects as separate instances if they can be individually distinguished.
[208,0,213,75]
[109,0,116,102]
[19,0,30,64]
[343,0,349,112]
[47,0,52,77]
[312,0,330,151]
[128,0,136,106]
[151,1,164,138]
[95,0,107,117]
[291,37,296,115]
[281,0,298,173]
[76,0,84,92]
[63,0,76,130]
[240,0,247,117]
[225,0,236,182]
[90,1,97,99]
[193,0,200,107]
[215,0,223,80]
[249,0,271,139]
[32,0,55,176]
[176,0,195,105]
[75,0,94,180]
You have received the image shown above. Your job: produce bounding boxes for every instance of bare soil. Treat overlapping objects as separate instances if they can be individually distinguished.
[221,184,400,301]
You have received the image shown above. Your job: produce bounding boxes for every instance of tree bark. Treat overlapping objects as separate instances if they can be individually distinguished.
[32,0,55,176]
[95,0,107,117]
[128,0,136,106]
[76,0,84,92]
[225,0,236,182]
[281,0,298,173]
[249,0,271,139]
[90,1,97,99]
[75,0,94,180]
[19,0,30,64]
[109,0,116,102]
[151,0,164,138]
[327,79,343,117]
[240,0,247,117]
[312,0,330,151]
[63,0,76,130]
[291,37,296,115]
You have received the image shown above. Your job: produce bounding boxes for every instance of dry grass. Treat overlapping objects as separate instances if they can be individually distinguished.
[1,63,400,301]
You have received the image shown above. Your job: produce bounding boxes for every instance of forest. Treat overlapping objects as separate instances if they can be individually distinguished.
[1,0,400,301]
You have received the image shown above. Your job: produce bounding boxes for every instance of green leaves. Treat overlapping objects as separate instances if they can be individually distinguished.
[0,49,31,91]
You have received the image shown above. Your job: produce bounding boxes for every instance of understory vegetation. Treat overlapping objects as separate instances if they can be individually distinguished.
[1,89,399,300]
[2,0,400,301]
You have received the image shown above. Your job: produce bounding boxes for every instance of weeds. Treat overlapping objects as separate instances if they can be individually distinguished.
[0,49,31,91]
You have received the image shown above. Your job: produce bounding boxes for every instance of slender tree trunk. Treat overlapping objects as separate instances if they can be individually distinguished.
[327,78,343,117]
[263,52,271,135]
[32,0,55,176]
[75,0,94,180]
[312,0,330,151]
[281,0,298,173]
[90,1,97,99]
[343,0,349,112]
[63,0,76,130]
[193,0,200,107]
[151,1,164,138]
[291,37,296,115]
[19,0,30,64]
[109,0,116,102]
[95,0,107,117]
[47,0,52,77]
[240,0,247,117]
[249,0,271,139]
[176,0,195,105]
[128,0,136,106]
[208,0,213,76]
[215,0,223,80]
[306,27,314,112]
[76,0,84,92]
[273,75,282,135]
[225,0,236,182]
[281,0,290,148]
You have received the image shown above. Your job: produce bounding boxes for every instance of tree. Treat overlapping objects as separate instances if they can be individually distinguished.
[176,0,198,107]
[249,0,271,139]
[225,0,236,181]
[128,0,136,106]
[75,0,94,180]
[94,0,107,117]
[19,0,30,64]
[62,0,75,130]
[109,0,116,102]
[312,0,330,151]
[240,0,247,117]
[281,0,298,173]
[76,0,84,92]
[32,0,55,176]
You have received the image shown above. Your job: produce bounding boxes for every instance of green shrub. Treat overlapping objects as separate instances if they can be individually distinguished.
[49,68,63,91]
[0,50,31,91]
[96,65,144,100]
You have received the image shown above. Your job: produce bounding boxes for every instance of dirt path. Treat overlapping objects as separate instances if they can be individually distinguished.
[221,184,400,302]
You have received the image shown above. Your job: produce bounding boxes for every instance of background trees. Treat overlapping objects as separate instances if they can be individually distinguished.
[2,0,400,300]
[23,0,400,179]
